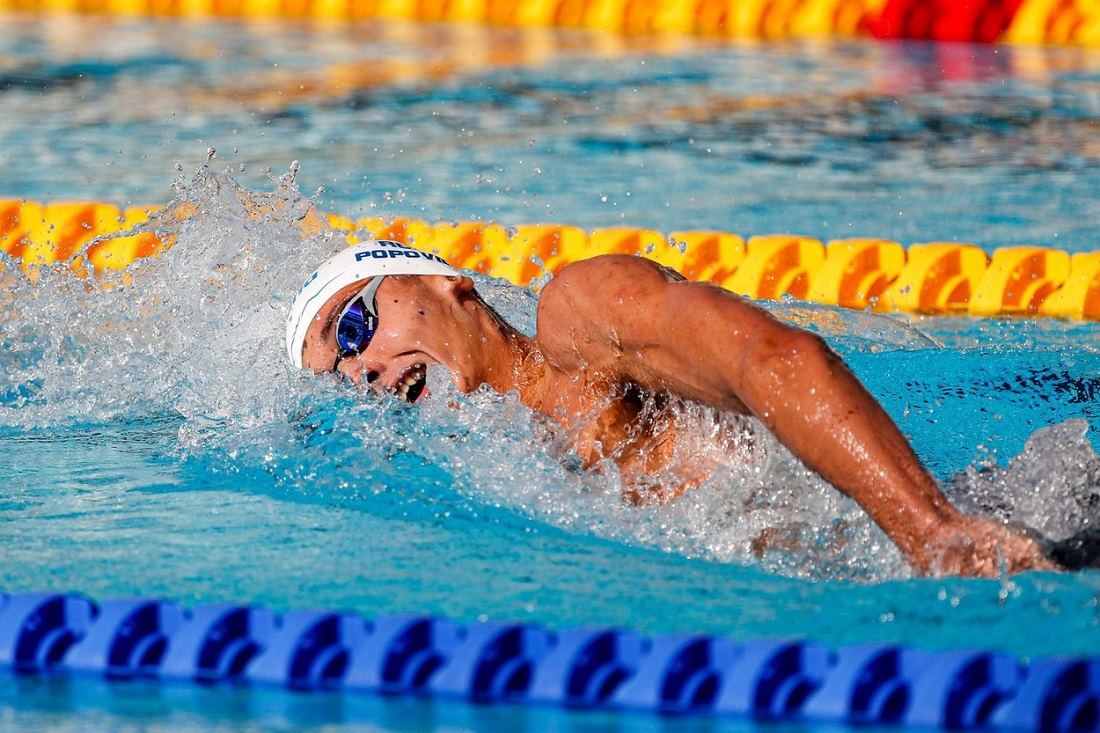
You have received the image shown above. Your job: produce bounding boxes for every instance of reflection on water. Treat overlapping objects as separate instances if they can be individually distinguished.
[2,16,1100,251]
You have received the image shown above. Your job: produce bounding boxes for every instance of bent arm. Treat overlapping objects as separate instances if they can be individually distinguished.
[538,255,1053,576]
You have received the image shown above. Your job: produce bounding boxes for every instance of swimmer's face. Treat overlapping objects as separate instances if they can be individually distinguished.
[300,274,477,403]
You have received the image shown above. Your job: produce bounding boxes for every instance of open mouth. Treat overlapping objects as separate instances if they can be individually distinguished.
[395,364,427,404]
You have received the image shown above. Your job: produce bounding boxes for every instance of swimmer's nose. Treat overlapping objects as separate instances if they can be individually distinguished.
[339,358,383,387]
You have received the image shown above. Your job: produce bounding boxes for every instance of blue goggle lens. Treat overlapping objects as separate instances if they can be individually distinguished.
[336,298,378,355]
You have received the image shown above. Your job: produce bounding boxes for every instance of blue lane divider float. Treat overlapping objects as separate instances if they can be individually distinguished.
[0,591,1097,731]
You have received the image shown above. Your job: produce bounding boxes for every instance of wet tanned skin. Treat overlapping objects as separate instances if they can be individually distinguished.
[300,259,1056,578]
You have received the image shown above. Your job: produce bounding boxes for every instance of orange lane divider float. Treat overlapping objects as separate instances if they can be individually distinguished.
[4,199,1100,320]
[4,0,1100,46]
[0,200,164,281]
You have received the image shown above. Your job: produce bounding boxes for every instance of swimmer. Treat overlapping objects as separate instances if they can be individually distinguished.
[286,239,1057,578]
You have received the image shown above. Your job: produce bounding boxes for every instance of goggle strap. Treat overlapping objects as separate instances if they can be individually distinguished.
[356,275,386,318]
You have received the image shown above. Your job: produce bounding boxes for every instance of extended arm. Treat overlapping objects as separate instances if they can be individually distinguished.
[538,255,1053,576]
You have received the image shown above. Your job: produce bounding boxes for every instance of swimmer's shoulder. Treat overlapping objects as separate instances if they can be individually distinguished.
[539,254,683,310]
[536,255,683,369]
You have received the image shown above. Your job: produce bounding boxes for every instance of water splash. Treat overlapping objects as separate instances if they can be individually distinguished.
[1,163,341,432]
[2,163,1094,582]
[950,418,1100,544]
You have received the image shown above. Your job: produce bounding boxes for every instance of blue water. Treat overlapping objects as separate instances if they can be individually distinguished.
[2,13,1100,732]
[5,16,1100,252]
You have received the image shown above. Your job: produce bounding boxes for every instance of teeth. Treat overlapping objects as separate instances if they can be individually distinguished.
[394,365,426,403]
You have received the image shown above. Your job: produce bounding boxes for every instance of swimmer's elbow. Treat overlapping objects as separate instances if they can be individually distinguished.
[741,328,841,397]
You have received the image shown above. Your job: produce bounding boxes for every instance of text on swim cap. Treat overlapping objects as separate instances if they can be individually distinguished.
[354,247,449,264]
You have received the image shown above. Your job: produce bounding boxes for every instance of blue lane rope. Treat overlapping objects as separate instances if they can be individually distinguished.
[0,590,1097,730]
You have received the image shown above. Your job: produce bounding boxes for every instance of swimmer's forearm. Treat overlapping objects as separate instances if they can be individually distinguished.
[650,286,1057,574]
[644,284,963,563]
[731,326,958,557]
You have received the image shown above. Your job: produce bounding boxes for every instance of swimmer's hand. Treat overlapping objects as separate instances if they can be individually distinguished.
[921,517,1059,577]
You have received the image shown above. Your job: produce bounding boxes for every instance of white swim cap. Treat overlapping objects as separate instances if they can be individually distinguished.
[285,239,459,368]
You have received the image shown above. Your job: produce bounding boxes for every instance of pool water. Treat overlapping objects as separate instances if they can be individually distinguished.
[6,15,1100,253]
[2,13,1100,732]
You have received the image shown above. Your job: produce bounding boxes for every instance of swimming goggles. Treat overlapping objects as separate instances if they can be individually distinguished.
[332,276,386,371]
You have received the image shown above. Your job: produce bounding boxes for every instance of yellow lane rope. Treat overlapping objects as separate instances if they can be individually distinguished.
[2,0,1100,46]
[3,198,1098,319]
[0,0,885,35]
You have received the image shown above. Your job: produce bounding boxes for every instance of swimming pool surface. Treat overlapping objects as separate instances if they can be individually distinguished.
[2,13,1100,732]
